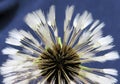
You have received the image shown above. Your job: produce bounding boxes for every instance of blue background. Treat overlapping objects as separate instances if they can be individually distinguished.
[0,0,120,84]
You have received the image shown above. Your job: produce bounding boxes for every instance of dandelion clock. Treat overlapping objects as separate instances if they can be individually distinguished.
[0,5,119,84]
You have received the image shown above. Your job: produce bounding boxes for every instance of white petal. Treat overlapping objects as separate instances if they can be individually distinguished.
[102,69,118,76]
[2,47,18,55]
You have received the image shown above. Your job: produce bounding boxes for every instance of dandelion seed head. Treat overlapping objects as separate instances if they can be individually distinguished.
[35,44,81,83]
[0,5,119,84]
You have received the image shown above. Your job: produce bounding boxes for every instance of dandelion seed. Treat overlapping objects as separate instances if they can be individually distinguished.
[0,5,119,84]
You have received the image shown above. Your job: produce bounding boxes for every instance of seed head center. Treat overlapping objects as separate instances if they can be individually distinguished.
[36,44,81,83]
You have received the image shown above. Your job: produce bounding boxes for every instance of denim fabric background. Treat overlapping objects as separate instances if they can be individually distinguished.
[0,0,120,84]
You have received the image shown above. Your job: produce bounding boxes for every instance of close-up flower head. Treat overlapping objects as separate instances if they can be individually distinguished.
[0,5,119,84]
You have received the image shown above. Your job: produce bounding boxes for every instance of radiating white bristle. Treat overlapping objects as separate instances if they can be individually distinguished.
[91,51,119,62]
[80,52,95,58]
[65,5,74,21]
[25,13,41,31]
[20,30,40,46]
[15,79,29,84]
[79,11,93,30]
[9,29,24,41]
[91,22,105,35]
[2,47,18,55]
[5,29,24,46]
[8,55,26,61]
[5,37,22,46]
[3,75,17,84]
[64,5,74,31]
[92,35,114,50]
[90,30,103,43]
[98,35,113,46]
[74,11,93,31]
[47,5,55,26]
[78,31,91,44]
[32,70,41,76]
[2,60,22,66]
[102,69,118,76]
[36,9,46,24]
[73,13,80,28]
[89,20,100,31]
[105,75,118,83]
[104,51,119,61]
[96,45,114,51]
[0,66,13,73]
[84,71,117,84]
[70,80,76,84]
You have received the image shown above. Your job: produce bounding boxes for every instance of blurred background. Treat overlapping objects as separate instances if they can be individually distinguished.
[0,0,120,84]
